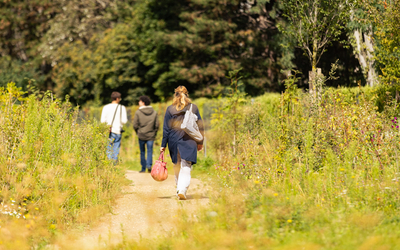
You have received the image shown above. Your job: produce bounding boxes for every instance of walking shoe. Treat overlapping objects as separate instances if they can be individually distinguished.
[139,170,146,173]
[147,168,152,173]
[177,191,187,200]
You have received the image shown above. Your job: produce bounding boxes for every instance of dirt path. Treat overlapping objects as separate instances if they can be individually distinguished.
[71,170,209,249]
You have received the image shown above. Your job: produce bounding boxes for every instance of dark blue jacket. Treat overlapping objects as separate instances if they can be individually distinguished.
[161,104,204,164]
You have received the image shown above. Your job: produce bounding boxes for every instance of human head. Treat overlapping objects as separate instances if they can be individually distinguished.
[111,91,122,101]
[139,96,151,106]
[172,86,191,111]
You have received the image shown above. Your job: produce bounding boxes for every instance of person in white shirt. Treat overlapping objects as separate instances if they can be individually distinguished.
[101,91,128,162]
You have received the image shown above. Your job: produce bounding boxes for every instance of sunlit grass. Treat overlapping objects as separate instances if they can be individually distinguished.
[109,86,400,250]
[0,83,126,248]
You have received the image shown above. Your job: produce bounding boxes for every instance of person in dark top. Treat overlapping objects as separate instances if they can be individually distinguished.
[160,86,204,200]
[133,96,159,173]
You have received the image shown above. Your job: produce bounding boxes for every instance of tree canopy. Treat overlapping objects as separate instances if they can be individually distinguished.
[1,0,394,105]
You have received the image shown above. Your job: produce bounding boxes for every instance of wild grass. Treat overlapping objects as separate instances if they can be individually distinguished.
[110,83,400,250]
[0,83,126,249]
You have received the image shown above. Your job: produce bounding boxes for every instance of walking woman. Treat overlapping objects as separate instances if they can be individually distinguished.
[160,86,204,200]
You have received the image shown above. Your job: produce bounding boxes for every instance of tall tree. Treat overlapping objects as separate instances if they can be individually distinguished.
[145,0,292,98]
[281,0,357,90]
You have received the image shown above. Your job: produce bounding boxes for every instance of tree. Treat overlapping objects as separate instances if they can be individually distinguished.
[0,0,58,89]
[348,5,378,87]
[281,0,357,91]
[372,0,400,85]
[39,0,118,63]
[150,0,292,98]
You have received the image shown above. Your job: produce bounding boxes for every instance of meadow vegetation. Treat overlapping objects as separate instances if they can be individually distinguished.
[0,83,126,249]
[3,77,400,249]
[113,79,400,249]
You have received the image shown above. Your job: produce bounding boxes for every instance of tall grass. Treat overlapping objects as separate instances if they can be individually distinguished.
[113,82,400,249]
[0,83,126,249]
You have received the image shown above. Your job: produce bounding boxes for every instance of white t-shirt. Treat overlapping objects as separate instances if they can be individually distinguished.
[101,103,128,134]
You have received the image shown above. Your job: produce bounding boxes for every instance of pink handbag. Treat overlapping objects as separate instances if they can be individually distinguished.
[151,151,168,181]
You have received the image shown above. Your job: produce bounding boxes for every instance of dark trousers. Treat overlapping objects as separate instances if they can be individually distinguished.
[139,139,154,171]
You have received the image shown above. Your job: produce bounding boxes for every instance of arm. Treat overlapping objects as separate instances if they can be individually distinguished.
[100,106,107,124]
[121,106,128,125]
[155,113,160,132]
[161,108,171,148]
[133,111,139,133]
[195,105,204,146]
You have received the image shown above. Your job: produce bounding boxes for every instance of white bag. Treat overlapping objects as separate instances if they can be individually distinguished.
[181,104,203,142]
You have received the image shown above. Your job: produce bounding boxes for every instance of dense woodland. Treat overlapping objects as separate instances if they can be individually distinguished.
[0,0,399,105]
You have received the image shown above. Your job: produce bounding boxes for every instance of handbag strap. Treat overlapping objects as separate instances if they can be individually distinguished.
[110,104,119,128]
[158,151,165,161]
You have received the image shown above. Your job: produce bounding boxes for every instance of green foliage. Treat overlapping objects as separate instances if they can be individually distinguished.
[159,0,291,97]
[280,0,357,69]
[373,0,400,85]
[0,56,42,89]
[51,23,145,106]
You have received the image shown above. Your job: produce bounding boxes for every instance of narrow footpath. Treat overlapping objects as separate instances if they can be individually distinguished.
[71,170,209,249]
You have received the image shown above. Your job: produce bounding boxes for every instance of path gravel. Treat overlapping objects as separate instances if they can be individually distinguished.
[71,170,209,249]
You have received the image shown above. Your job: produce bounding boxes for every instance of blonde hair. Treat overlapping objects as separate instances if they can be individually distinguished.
[172,86,191,111]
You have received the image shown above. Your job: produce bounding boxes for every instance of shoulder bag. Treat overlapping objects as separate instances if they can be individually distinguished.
[180,104,203,142]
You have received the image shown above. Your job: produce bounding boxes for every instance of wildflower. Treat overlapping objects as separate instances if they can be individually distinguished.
[274,193,278,196]
[287,219,293,223]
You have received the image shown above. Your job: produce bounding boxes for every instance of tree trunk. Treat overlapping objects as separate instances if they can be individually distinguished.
[309,68,322,101]
[353,29,377,86]
[309,39,318,95]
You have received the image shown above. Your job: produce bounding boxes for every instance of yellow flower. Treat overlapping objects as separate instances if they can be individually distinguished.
[274,193,278,197]
[287,219,292,223]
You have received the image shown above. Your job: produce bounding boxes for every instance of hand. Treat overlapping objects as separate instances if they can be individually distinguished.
[160,147,165,152]
[197,144,203,151]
